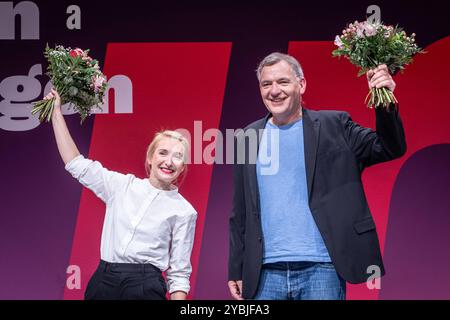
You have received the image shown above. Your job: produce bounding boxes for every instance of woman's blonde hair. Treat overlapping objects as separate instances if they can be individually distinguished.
[145,130,190,186]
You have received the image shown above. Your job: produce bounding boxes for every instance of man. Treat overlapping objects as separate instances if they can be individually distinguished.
[228,52,406,300]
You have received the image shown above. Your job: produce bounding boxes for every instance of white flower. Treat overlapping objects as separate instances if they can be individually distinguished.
[334,35,343,47]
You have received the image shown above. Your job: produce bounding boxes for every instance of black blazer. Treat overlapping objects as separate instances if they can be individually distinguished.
[228,106,406,299]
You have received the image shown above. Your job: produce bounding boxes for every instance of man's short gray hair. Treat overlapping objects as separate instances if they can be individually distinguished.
[256,52,304,82]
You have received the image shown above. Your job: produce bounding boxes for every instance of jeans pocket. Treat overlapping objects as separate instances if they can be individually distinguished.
[317,262,336,270]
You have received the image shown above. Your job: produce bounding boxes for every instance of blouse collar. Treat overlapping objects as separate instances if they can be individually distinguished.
[146,179,179,195]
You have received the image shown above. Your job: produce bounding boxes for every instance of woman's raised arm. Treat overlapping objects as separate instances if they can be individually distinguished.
[48,88,80,165]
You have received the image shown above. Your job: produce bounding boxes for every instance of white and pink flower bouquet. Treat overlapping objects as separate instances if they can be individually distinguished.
[32,45,108,123]
[332,20,424,108]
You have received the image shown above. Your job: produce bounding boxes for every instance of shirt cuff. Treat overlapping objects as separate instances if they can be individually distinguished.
[167,279,190,295]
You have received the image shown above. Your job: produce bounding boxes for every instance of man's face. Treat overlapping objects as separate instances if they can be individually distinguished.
[259,60,306,122]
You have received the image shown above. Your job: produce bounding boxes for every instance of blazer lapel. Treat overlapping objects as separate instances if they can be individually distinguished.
[246,115,270,212]
[302,108,320,201]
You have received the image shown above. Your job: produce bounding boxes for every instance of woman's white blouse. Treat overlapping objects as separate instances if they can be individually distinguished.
[65,155,197,294]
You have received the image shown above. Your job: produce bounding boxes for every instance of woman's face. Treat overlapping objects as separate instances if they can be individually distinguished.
[148,137,186,189]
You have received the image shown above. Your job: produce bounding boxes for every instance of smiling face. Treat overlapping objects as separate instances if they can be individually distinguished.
[147,136,187,190]
[259,60,306,125]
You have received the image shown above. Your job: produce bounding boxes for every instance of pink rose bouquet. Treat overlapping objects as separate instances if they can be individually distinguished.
[31,44,108,123]
[332,20,424,108]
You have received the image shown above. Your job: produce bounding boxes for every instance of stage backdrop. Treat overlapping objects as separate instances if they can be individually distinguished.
[1,0,449,299]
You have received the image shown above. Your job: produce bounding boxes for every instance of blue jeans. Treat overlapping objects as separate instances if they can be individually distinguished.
[254,261,346,300]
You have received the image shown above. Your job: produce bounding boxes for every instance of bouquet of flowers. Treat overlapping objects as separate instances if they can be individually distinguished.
[332,20,424,108]
[31,45,108,123]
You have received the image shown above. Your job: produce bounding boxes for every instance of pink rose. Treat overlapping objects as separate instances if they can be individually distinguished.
[362,22,377,37]
[92,75,106,92]
[69,48,84,58]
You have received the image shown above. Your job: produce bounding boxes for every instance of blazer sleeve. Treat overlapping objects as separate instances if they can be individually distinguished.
[228,135,247,281]
[341,104,407,168]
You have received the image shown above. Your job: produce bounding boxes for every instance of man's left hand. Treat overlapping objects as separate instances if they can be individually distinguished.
[366,64,396,92]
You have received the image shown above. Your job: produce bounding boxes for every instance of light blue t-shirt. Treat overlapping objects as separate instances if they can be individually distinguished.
[256,118,331,264]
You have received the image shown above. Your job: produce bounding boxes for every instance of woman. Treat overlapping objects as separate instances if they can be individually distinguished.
[47,89,197,300]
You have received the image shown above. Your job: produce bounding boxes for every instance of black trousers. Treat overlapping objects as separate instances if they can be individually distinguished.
[85,260,167,300]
